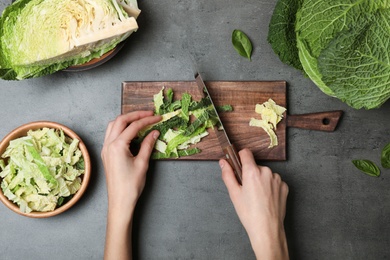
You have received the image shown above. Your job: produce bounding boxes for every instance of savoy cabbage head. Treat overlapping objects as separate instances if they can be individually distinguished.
[268,0,390,109]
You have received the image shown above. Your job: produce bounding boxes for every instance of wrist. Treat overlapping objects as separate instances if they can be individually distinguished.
[248,222,289,260]
[107,190,138,219]
[107,203,135,226]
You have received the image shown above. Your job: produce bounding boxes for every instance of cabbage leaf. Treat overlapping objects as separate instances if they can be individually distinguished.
[318,8,390,109]
[268,0,390,109]
[267,0,303,71]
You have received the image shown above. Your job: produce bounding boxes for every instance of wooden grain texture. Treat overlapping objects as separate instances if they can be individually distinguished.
[287,111,343,132]
[122,81,287,161]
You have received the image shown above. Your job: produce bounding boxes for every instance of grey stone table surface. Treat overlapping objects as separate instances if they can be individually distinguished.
[0,0,389,259]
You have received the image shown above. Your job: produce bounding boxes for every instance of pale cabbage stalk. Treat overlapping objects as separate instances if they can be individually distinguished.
[249,99,286,148]
[117,0,141,18]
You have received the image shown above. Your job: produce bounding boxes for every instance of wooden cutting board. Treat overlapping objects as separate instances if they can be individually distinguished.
[122,81,342,161]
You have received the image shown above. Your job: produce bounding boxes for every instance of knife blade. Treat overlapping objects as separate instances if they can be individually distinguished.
[195,73,243,185]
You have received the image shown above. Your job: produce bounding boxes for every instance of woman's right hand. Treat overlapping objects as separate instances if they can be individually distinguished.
[220,148,289,260]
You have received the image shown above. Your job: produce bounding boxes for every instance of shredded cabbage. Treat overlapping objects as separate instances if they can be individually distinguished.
[250,99,286,148]
[0,128,85,213]
[137,87,228,159]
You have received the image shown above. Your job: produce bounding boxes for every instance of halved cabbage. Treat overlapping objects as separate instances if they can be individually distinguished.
[0,0,140,80]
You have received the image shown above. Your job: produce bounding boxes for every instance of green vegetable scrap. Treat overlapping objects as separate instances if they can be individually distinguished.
[352,160,381,177]
[0,128,85,213]
[216,105,233,113]
[268,0,390,109]
[138,87,233,159]
[232,29,253,61]
[0,0,141,80]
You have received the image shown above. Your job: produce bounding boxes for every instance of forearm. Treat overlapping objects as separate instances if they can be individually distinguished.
[104,209,134,260]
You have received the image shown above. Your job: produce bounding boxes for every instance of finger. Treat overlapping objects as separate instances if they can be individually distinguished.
[280,180,289,200]
[259,165,273,175]
[102,120,115,160]
[238,148,258,168]
[137,130,160,163]
[107,111,155,143]
[118,115,162,145]
[220,159,241,196]
[238,148,261,184]
[280,181,289,219]
[103,120,114,144]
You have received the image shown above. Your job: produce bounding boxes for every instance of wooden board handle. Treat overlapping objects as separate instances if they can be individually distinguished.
[286,110,343,132]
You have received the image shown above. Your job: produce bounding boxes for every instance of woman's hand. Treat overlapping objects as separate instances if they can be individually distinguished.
[220,148,289,260]
[102,111,161,260]
[102,111,160,214]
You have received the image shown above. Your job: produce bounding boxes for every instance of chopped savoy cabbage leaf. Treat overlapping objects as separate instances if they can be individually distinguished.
[0,128,84,213]
[137,87,233,159]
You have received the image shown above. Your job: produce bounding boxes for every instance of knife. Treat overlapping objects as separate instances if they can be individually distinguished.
[195,73,243,185]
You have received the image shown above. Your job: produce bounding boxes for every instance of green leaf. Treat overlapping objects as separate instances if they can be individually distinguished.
[352,159,380,177]
[318,9,390,109]
[184,110,209,136]
[188,97,211,111]
[178,148,201,157]
[25,144,58,186]
[294,1,390,109]
[151,148,201,159]
[267,0,303,71]
[136,116,186,143]
[165,125,207,156]
[295,0,368,98]
[381,143,390,169]
[232,29,253,61]
[180,93,192,123]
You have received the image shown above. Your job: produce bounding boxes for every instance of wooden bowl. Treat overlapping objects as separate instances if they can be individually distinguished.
[0,121,91,218]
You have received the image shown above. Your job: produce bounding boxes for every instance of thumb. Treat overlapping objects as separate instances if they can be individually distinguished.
[220,159,240,195]
[137,130,159,160]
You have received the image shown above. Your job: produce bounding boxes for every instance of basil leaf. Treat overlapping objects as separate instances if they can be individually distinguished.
[381,142,390,169]
[232,29,253,60]
[352,159,380,177]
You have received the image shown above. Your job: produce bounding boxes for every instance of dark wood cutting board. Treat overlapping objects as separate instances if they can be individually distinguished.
[122,81,342,161]
[122,80,286,160]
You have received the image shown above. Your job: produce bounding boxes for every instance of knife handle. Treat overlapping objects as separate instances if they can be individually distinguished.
[223,144,243,185]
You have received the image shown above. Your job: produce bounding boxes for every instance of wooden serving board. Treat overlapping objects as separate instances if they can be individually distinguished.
[122,81,288,161]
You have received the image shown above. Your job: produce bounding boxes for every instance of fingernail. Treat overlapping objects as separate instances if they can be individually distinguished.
[219,160,224,169]
[153,131,160,140]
